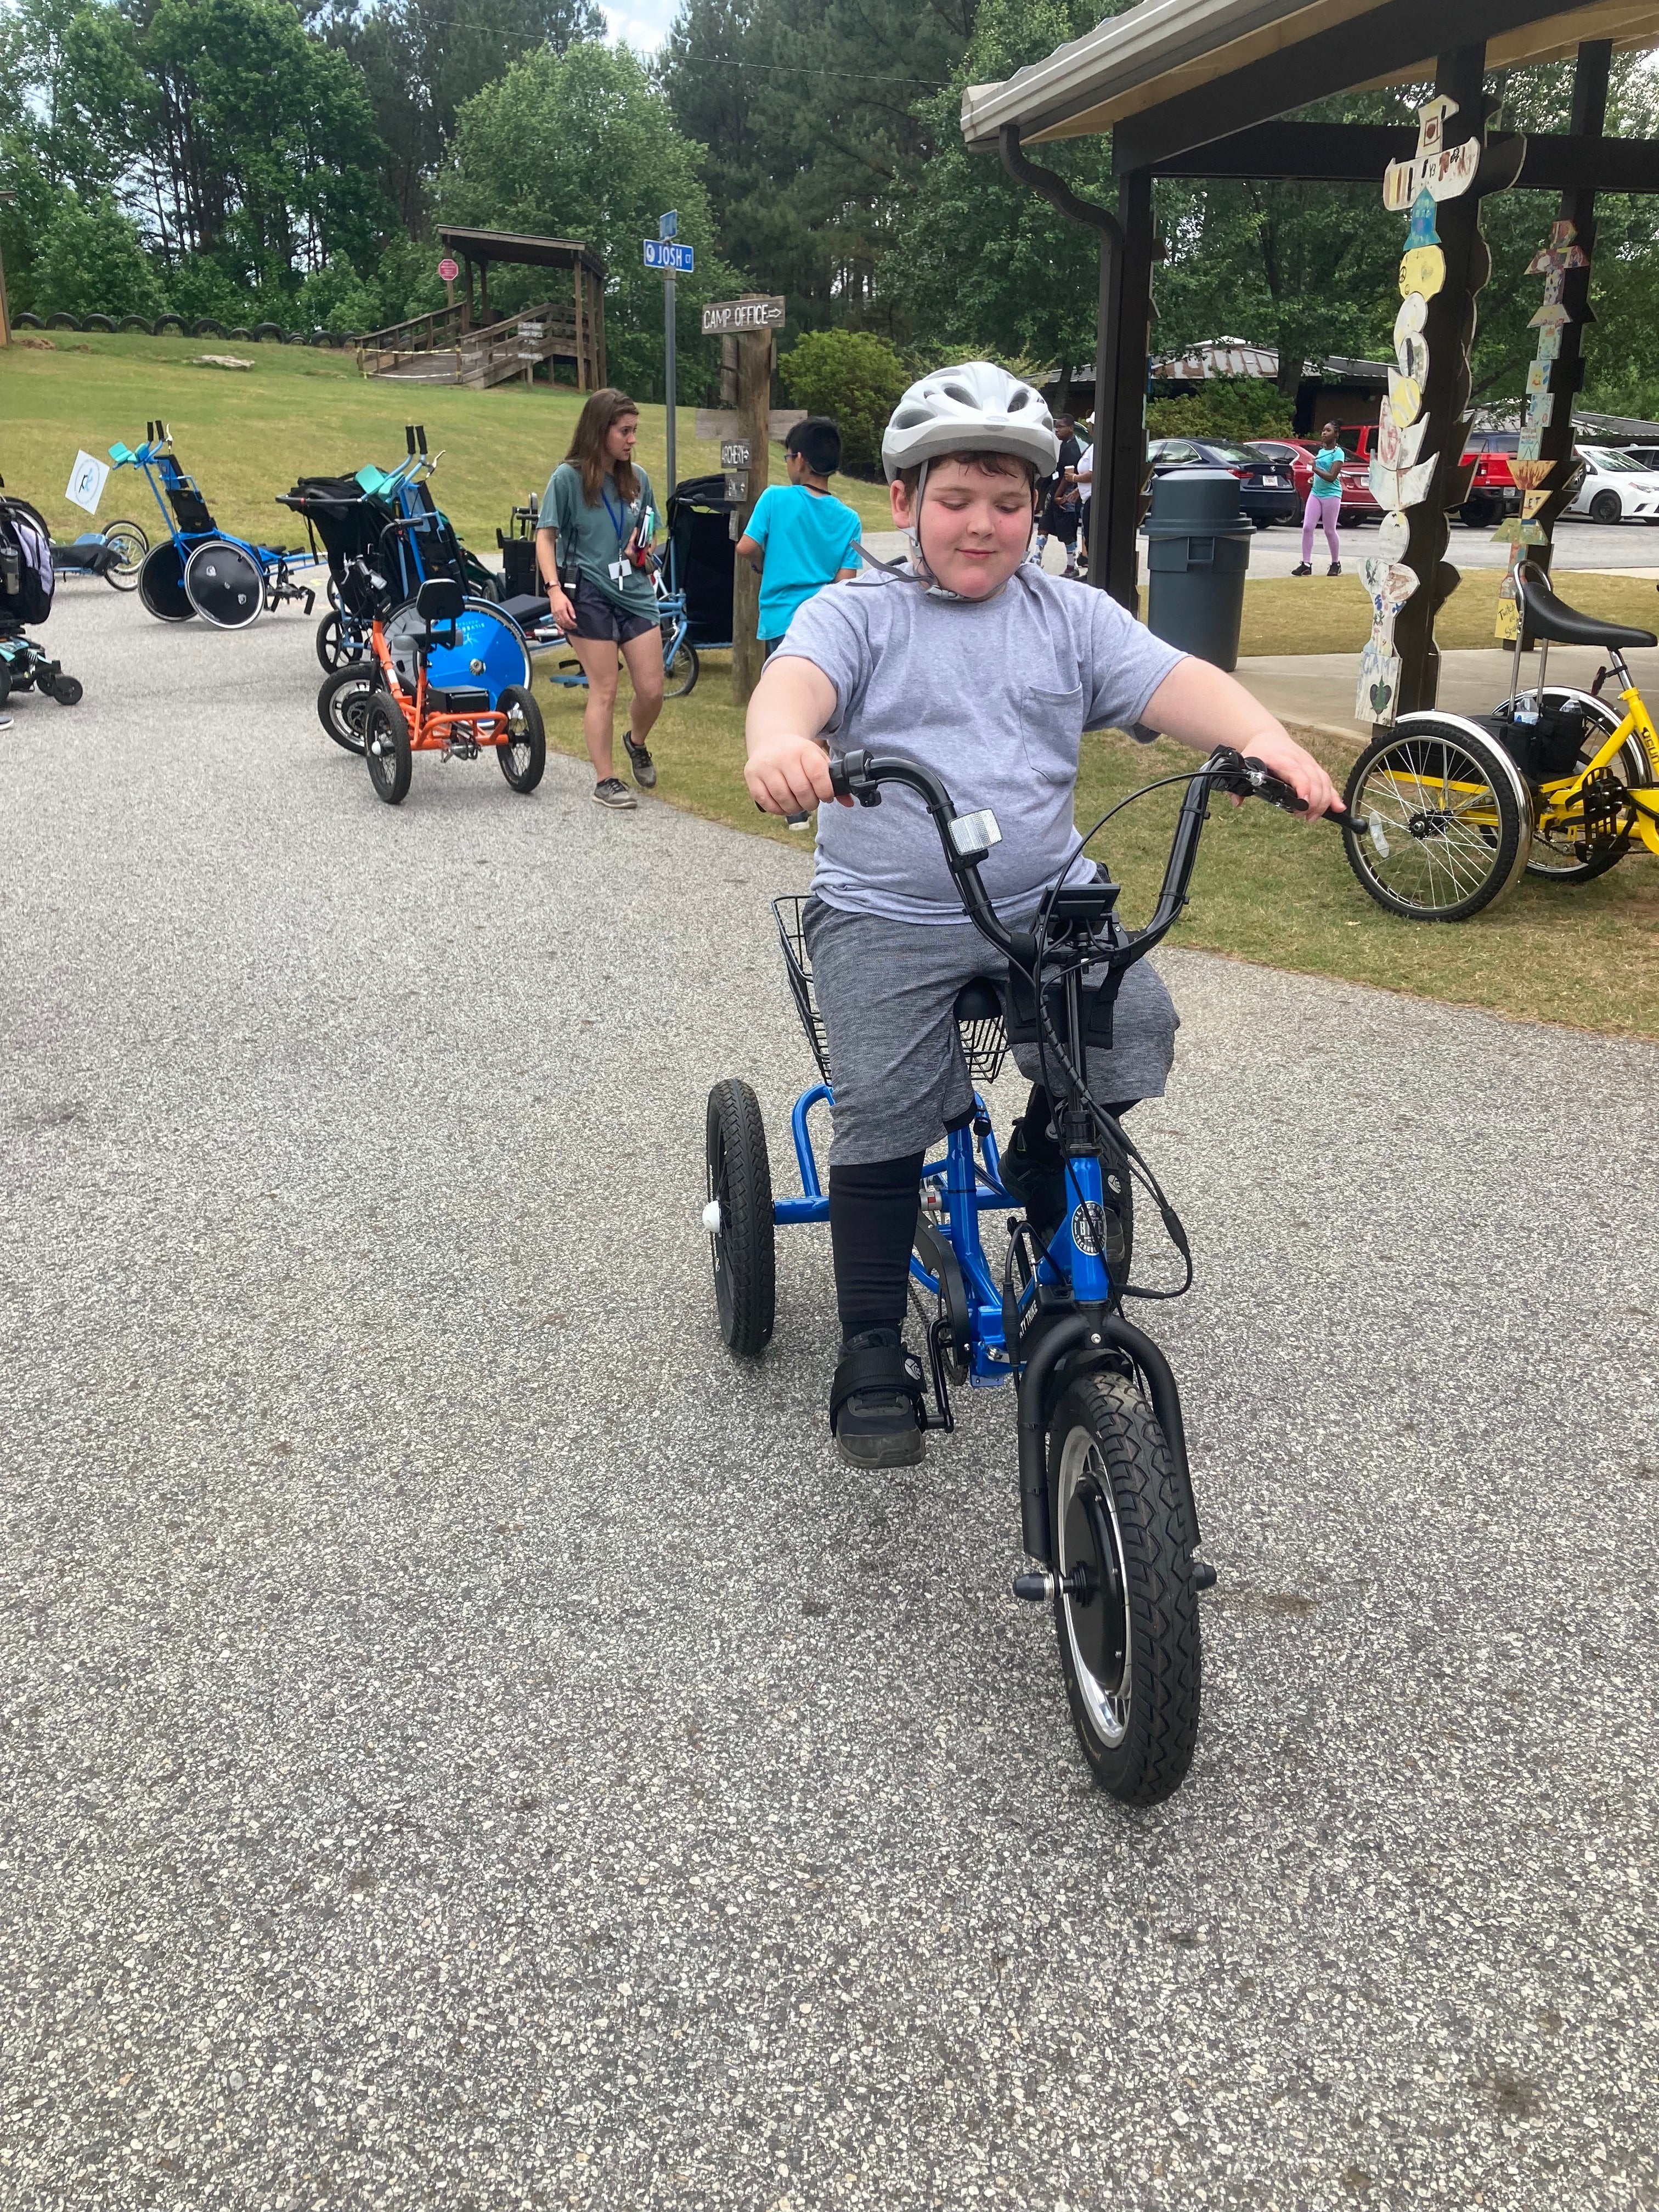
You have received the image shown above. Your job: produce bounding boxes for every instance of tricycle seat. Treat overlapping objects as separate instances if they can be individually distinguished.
[1518,561,1657,652]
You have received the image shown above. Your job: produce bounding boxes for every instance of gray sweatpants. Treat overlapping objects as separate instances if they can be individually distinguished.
[804,895,1178,1167]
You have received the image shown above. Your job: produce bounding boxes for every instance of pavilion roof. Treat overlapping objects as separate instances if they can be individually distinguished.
[960,0,1659,152]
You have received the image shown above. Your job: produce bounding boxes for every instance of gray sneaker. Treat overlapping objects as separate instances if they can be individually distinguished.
[592,776,637,811]
[622,730,657,788]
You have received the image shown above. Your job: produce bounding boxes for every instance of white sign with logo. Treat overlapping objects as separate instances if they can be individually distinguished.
[65,449,109,516]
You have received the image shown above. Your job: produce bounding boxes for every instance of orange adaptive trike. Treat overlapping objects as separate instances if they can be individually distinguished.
[357,573,546,808]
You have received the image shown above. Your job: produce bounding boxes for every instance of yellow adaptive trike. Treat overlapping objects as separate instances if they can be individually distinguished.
[1341,561,1659,921]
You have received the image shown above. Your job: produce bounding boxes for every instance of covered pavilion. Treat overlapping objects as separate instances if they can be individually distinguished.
[963,0,1659,720]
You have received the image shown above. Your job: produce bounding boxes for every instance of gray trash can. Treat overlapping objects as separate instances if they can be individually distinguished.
[1144,467,1251,671]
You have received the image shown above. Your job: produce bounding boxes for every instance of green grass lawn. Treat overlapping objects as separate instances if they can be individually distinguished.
[7,334,1655,1036]
[0,329,900,546]
[1240,565,1659,657]
[538,659,1659,1041]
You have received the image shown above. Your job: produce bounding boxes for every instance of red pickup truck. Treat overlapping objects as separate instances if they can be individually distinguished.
[1341,423,1520,527]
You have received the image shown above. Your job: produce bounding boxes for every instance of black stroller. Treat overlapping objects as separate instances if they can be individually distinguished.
[0,490,83,708]
[279,426,501,673]
[666,473,738,653]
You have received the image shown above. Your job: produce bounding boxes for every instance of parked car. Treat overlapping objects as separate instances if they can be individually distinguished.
[1250,438,1379,524]
[1146,437,1299,529]
[1339,423,1520,526]
[1564,446,1659,523]
[1458,432,1521,527]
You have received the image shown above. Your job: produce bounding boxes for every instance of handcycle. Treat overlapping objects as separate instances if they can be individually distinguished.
[1341,560,1659,920]
[110,421,318,629]
[354,572,545,808]
[704,743,1330,1802]
[0,479,147,594]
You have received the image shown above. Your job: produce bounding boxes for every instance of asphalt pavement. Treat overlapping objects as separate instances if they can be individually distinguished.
[3,583,1657,2211]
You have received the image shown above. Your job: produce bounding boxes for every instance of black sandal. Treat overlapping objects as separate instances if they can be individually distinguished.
[829,1328,926,1468]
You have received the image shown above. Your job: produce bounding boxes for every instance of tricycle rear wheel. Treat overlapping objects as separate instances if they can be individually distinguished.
[706,1079,775,1356]
[1048,1372,1200,1804]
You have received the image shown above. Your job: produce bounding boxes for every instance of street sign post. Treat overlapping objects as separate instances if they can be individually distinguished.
[701,296,786,335]
[644,226,692,505]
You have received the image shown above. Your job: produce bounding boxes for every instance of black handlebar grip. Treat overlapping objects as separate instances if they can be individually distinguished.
[828,750,856,800]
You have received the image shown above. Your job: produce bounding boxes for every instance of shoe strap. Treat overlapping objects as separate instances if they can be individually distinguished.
[829,1342,926,1432]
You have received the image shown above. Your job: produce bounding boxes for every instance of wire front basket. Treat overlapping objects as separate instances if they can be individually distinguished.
[772,893,1009,1087]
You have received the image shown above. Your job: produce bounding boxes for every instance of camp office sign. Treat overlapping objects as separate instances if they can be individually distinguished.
[701,297,786,335]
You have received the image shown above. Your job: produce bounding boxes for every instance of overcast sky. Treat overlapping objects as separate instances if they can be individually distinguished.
[603,0,674,52]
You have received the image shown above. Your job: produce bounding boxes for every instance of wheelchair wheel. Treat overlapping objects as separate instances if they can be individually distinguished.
[495,685,545,793]
[1519,689,1649,883]
[663,636,699,699]
[317,663,376,755]
[50,674,83,706]
[1047,1372,1200,1804]
[364,693,411,806]
[315,611,362,672]
[1342,718,1530,922]
[138,542,194,623]
[706,1079,775,1356]
[184,539,263,629]
[101,520,148,590]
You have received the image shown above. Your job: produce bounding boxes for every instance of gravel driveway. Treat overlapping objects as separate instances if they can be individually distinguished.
[3,586,1656,2211]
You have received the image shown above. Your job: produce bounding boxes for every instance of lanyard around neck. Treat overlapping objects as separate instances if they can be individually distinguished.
[600,482,631,546]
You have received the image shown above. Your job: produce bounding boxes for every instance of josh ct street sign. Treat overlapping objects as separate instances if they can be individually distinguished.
[701,296,786,335]
[644,239,694,273]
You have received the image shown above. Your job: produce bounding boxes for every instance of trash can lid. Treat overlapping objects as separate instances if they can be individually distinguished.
[1147,466,1249,528]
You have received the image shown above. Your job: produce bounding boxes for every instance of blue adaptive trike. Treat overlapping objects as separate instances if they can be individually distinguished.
[112,421,319,628]
[706,744,1318,1802]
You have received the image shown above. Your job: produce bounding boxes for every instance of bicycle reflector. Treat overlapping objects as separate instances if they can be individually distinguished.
[950,809,1001,860]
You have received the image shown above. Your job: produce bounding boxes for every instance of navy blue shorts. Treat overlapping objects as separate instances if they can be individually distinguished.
[568,573,656,646]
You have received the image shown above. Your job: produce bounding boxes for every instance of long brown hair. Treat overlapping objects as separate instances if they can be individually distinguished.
[566,388,641,505]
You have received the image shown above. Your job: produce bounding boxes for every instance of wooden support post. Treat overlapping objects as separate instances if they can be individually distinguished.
[731,329,772,707]
[1389,44,1489,721]
[1098,168,1154,613]
[1523,37,1611,633]
[461,259,473,335]
[479,258,490,330]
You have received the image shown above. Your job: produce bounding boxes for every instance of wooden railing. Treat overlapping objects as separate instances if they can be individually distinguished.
[358,299,580,383]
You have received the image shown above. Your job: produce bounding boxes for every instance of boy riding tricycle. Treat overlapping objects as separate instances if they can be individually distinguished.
[708,364,1342,1801]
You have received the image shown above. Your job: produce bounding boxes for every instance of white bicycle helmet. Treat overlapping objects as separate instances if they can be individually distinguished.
[881,362,1059,482]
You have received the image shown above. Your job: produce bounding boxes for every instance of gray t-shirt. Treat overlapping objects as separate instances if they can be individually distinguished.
[776,563,1184,923]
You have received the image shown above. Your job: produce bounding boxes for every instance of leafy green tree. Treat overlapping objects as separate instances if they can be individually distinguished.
[61,0,390,286]
[878,0,1113,380]
[31,190,164,318]
[661,0,978,337]
[321,0,604,233]
[437,40,747,396]
[777,329,909,466]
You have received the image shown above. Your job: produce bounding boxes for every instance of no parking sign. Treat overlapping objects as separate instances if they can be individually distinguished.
[65,449,109,516]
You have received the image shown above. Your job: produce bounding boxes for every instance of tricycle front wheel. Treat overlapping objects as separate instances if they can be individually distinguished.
[1048,1373,1200,1804]
[706,1079,775,1356]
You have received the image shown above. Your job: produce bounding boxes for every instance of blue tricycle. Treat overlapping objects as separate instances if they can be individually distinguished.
[111,421,318,628]
[705,744,1318,1801]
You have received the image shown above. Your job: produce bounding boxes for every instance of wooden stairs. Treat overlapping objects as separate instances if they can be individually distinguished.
[358,301,577,390]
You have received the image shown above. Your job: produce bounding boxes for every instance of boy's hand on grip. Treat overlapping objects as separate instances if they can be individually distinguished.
[745,733,846,817]
[1241,728,1342,820]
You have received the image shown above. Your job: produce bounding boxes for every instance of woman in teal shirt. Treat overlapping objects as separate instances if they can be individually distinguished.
[535,389,663,811]
[1292,419,1345,578]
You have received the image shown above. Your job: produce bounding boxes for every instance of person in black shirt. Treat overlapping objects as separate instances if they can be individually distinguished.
[1034,413,1084,578]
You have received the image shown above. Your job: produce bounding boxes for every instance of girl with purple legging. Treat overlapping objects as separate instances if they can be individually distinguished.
[1292,420,1345,576]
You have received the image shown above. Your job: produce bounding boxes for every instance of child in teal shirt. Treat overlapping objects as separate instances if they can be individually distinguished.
[735,418,862,648]
[1293,419,1346,577]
